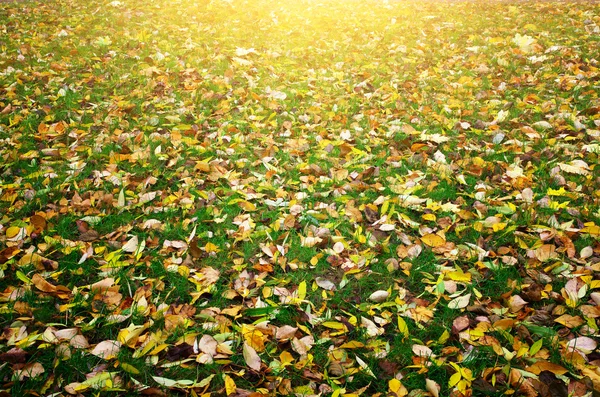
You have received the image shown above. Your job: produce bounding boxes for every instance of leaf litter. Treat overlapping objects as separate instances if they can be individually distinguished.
[0,0,600,396]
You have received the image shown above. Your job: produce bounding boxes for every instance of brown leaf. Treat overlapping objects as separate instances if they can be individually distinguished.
[140,388,169,397]
[122,235,139,253]
[166,343,195,361]
[15,362,44,380]
[557,235,576,258]
[378,359,399,376]
[79,229,100,242]
[189,237,203,258]
[0,246,20,264]
[197,335,218,356]
[31,273,57,293]
[507,295,528,313]
[328,361,346,377]
[426,378,440,397]
[538,370,569,397]
[0,347,28,363]
[364,204,379,223]
[30,214,47,233]
[90,278,115,292]
[76,220,90,233]
[522,283,544,302]
[566,336,597,354]
[452,315,470,334]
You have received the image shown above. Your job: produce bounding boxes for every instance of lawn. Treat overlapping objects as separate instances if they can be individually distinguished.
[1,0,599,395]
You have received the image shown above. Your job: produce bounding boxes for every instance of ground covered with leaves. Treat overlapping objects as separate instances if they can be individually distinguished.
[1,0,600,395]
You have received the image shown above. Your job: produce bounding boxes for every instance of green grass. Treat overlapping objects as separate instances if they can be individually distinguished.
[1,0,599,395]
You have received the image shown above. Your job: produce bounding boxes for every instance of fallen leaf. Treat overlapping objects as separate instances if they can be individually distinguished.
[368,290,389,303]
[15,362,44,380]
[90,340,122,359]
[448,293,471,310]
[412,344,434,358]
[527,361,569,375]
[566,337,597,354]
[426,378,440,397]
[243,342,261,371]
[315,277,336,291]
[122,235,139,253]
[452,315,470,333]
[421,233,446,247]
[554,314,584,328]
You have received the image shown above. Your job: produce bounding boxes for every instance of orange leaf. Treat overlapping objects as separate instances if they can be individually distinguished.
[554,314,584,328]
[31,274,57,293]
[534,244,557,262]
[527,361,568,375]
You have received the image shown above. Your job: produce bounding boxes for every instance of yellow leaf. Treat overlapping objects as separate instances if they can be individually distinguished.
[421,233,445,247]
[339,341,364,349]
[547,187,569,197]
[205,242,219,253]
[457,379,469,393]
[447,269,471,282]
[389,378,407,396]
[120,362,140,375]
[322,321,347,331]
[381,200,389,215]
[280,351,294,365]
[331,168,349,181]
[238,200,256,212]
[6,226,25,239]
[422,213,436,222]
[438,329,450,344]
[297,281,306,301]
[195,161,210,172]
[449,371,462,388]
[224,375,236,396]
[492,222,507,232]
[397,316,409,339]
[241,325,265,352]
[581,225,600,236]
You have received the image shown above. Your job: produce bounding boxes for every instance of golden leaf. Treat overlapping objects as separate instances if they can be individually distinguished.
[421,233,446,247]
